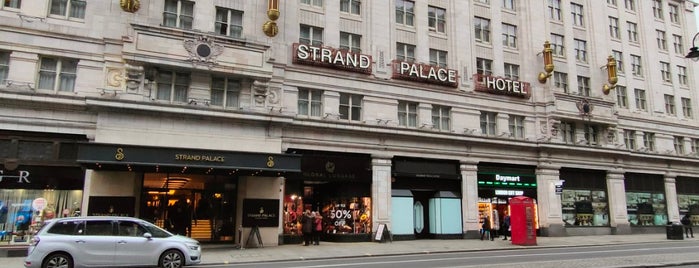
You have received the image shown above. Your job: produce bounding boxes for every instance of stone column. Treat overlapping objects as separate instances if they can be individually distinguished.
[536,165,564,236]
[460,160,479,238]
[371,155,393,232]
[665,174,680,224]
[606,169,630,234]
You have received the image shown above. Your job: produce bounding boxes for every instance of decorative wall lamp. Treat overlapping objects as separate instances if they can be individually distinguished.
[602,55,618,95]
[263,0,280,37]
[685,33,699,62]
[537,41,555,83]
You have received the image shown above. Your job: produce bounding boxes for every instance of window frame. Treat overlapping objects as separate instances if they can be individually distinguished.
[0,51,9,85]
[428,6,446,33]
[681,97,693,118]
[49,0,86,20]
[643,132,655,151]
[340,0,361,15]
[548,0,562,21]
[577,76,590,97]
[215,7,243,38]
[163,0,194,29]
[476,58,493,76]
[634,88,647,111]
[502,23,517,49]
[609,17,620,39]
[396,43,416,62]
[664,94,676,116]
[37,56,78,93]
[297,88,323,117]
[616,85,628,108]
[624,129,636,150]
[395,0,415,26]
[155,70,190,103]
[431,105,451,131]
[210,76,240,109]
[554,71,568,93]
[429,49,448,68]
[398,101,418,127]
[474,17,491,43]
[300,24,324,47]
[504,63,520,80]
[339,93,363,121]
[508,115,525,139]
[551,34,565,57]
[571,3,584,27]
[480,111,497,136]
[340,32,362,53]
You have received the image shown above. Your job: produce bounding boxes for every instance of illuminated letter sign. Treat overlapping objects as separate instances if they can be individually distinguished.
[392,60,458,88]
[473,73,531,99]
[293,43,373,74]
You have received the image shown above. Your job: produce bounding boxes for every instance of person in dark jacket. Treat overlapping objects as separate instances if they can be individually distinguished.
[301,209,313,246]
[502,212,511,240]
[480,214,491,241]
[681,214,694,238]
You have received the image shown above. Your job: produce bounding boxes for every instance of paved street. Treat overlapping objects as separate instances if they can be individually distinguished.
[4,233,699,267]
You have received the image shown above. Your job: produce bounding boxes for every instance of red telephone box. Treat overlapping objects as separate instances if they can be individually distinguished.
[510,196,536,246]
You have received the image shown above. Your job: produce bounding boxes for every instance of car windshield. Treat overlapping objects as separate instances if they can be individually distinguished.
[140,220,173,238]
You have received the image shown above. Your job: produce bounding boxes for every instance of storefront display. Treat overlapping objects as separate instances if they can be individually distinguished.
[561,190,609,226]
[678,194,699,225]
[626,192,667,226]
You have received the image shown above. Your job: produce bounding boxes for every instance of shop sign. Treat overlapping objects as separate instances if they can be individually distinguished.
[478,172,536,188]
[0,170,30,183]
[175,154,225,162]
[392,60,458,88]
[293,43,373,74]
[495,189,524,196]
[242,199,279,227]
[473,73,531,99]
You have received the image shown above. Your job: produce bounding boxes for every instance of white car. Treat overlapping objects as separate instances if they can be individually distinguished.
[24,216,201,268]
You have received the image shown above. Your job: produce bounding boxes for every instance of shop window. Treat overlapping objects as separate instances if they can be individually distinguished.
[283,193,372,237]
[561,190,608,226]
[0,189,83,238]
[626,192,666,226]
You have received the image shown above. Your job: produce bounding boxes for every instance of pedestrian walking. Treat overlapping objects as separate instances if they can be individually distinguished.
[501,212,511,240]
[491,209,500,240]
[480,213,491,241]
[681,214,694,238]
[313,212,323,245]
[301,209,313,246]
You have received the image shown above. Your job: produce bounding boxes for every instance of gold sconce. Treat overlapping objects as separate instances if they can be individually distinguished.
[602,55,618,95]
[263,0,280,37]
[538,41,555,83]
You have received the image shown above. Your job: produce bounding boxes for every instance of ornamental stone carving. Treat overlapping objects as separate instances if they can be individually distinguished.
[125,63,144,91]
[183,36,224,67]
[252,80,269,106]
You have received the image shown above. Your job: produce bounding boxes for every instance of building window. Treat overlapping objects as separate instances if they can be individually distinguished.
[652,0,663,20]
[673,35,684,55]
[627,22,638,43]
[643,132,655,151]
[298,89,322,117]
[210,77,240,108]
[339,93,362,121]
[571,3,584,27]
[504,63,519,80]
[502,23,517,49]
[474,17,491,43]
[609,17,620,39]
[664,94,676,116]
[37,57,78,92]
[431,105,451,131]
[476,58,493,76]
[508,115,524,139]
[674,136,685,155]
[631,55,642,77]
[50,0,85,19]
[682,97,693,118]
[340,32,362,53]
[669,4,679,24]
[574,39,587,63]
[340,0,360,15]
[163,0,193,29]
[300,0,323,7]
[397,43,415,62]
[300,25,323,46]
[656,30,667,51]
[612,50,624,73]
[678,66,688,86]
[551,34,565,57]
[583,124,598,145]
[155,71,189,103]
[624,0,635,11]
[577,76,591,97]
[616,86,628,108]
[396,0,414,26]
[561,121,575,144]
[429,49,447,68]
[692,139,699,155]
[624,130,636,150]
[503,0,515,11]
[3,0,20,9]
[660,62,671,83]
[0,51,8,84]
[548,0,561,21]
[398,101,418,127]
[428,6,446,33]
[480,111,497,136]
[215,7,243,38]
[634,88,647,111]
[554,71,568,93]
[607,0,617,6]
[476,0,490,4]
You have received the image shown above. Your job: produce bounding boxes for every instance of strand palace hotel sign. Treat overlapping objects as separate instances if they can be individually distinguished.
[293,43,372,74]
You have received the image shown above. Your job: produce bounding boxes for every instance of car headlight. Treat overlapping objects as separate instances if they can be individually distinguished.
[186,243,200,251]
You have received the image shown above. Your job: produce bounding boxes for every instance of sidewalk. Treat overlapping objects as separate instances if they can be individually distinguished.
[4,234,699,267]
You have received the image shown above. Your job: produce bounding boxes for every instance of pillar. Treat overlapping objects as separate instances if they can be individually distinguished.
[606,169,630,234]
[665,174,680,224]
[460,160,479,238]
[536,164,564,236]
[371,155,392,233]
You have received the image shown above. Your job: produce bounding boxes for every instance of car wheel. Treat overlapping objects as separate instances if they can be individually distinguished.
[159,249,184,268]
[42,252,73,268]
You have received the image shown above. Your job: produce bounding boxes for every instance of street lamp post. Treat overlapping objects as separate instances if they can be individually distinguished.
[685,32,699,62]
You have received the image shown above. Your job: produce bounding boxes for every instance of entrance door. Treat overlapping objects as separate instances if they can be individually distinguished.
[412,190,435,239]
